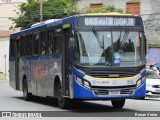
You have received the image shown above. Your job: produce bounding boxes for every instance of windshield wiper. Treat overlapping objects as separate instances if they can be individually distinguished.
[92,27,106,65]
[121,28,129,44]
[92,27,104,49]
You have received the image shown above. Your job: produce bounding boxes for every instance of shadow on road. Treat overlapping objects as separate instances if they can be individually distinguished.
[141,98,160,101]
[14,96,137,112]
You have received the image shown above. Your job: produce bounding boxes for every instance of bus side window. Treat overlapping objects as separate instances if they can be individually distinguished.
[40,31,46,55]
[23,36,28,56]
[46,31,49,54]
[33,34,40,55]
[27,34,32,56]
[10,38,16,57]
[54,36,61,54]
[20,36,27,56]
[53,28,61,54]
[40,31,49,55]
[48,29,54,54]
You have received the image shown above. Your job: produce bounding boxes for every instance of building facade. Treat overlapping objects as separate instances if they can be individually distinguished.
[0,0,27,31]
[0,0,27,79]
[75,0,160,45]
[0,31,10,80]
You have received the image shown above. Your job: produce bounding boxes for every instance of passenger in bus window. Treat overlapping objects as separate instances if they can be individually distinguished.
[127,39,135,52]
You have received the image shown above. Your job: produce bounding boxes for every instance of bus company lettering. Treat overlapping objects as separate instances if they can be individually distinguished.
[28,113,42,117]
[92,80,109,85]
[11,112,42,117]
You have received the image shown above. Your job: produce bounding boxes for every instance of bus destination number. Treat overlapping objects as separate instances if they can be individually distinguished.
[84,17,135,26]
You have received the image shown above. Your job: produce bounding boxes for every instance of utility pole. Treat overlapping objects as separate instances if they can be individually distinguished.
[4,54,6,80]
[40,0,43,22]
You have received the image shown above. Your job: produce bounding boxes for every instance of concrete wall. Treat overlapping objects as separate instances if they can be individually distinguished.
[0,38,9,80]
[141,0,160,44]
[0,0,27,31]
[75,0,128,12]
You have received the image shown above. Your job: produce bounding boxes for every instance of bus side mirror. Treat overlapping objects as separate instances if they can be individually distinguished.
[69,37,75,48]
[144,35,148,54]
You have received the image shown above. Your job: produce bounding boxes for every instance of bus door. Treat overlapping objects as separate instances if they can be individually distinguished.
[15,36,20,90]
[62,24,72,97]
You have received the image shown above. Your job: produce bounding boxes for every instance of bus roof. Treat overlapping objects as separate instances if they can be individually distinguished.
[10,15,77,38]
[85,12,134,16]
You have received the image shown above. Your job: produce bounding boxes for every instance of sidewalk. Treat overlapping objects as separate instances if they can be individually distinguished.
[0,79,9,83]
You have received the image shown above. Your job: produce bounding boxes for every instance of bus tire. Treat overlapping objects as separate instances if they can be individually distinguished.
[57,83,70,109]
[23,78,32,101]
[111,99,125,108]
[139,97,145,100]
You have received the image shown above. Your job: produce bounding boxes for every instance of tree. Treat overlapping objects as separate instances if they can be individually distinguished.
[11,0,77,30]
[11,0,123,30]
[80,5,123,14]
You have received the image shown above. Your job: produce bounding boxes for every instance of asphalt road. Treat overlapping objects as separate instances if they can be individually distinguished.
[0,80,160,119]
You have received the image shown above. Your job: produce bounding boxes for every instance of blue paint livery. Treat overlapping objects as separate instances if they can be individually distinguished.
[141,69,146,77]
[73,78,146,99]
[73,67,85,78]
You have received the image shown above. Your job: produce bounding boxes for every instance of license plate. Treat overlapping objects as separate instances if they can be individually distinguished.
[108,90,120,95]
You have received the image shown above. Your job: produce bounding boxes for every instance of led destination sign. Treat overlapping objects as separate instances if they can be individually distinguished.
[77,16,141,27]
[85,17,134,26]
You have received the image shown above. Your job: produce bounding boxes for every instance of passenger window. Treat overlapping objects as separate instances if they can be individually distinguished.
[53,28,61,54]
[10,38,15,57]
[41,32,46,55]
[48,29,54,54]
[33,33,40,55]
[27,35,33,56]
[54,36,61,54]
[20,36,27,56]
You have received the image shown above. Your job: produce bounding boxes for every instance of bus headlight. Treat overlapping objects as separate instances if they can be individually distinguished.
[136,80,141,88]
[76,77,91,89]
[83,80,90,88]
[77,77,83,84]
[136,76,145,88]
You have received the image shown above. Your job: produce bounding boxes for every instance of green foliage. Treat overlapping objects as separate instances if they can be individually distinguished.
[64,2,80,16]
[80,5,123,14]
[11,1,123,30]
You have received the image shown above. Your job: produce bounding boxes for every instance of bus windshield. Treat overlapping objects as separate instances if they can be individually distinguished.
[74,30,144,67]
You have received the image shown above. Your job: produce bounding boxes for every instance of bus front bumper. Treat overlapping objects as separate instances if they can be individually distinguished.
[73,80,146,100]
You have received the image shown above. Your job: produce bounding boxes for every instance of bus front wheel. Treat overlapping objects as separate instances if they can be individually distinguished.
[57,83,70,109]
[23,78,32,101]
[111,99,125,108]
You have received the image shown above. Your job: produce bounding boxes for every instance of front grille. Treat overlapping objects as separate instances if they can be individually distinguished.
[88,70,137,78]
[152,85,160,88]
[94,89,108,95]
[92,87,135,96]
[121,88,134,94]
[91,85,136,89]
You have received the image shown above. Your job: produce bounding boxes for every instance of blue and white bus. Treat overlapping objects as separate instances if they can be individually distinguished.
[9,13,146,108]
